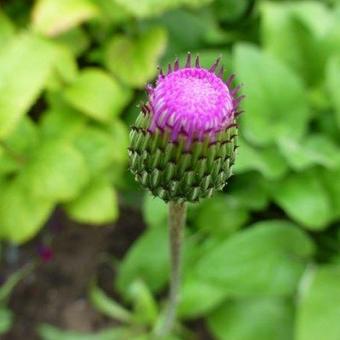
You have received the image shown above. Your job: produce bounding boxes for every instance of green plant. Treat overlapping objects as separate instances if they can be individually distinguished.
[1,0,340,339]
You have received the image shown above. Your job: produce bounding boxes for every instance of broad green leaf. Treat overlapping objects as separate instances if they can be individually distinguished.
[0,33,58,138]
[94,0,131,24]
[208,297,294,340]
[52,45,78,86]
[296,265,340,340]
[65,180,118,224]
[327,56,340,128]
[278,134,340,170]
[0,11,15,46]
[0,118,38,175]
[143,194,168,229]
[160,10,230,54]
[196,220,314,296]
[272,171,332,230]
[321,168,340,220]
[108,119,129,165]
[32,0,98,36]
[0,308,12,335]
[64,68,131,121]
[234,138,288,179]
[228,173,269,211]
[104,27,167,88]
[325,5,340,56]
[213,0,249,22]
[194,194,249,236]
[39,105,86,141]
[3,118,38,153]
[261,1,330,85]
[54,27,90,57]
[0,179,54,244]
[89,284,132,322]
[113,0,212,18]
[178,275,226,319]
[234,44,309,146]
[128,280,158,325]
[73,126,117,175]
[116,227,169,295]
[21,140,89,202]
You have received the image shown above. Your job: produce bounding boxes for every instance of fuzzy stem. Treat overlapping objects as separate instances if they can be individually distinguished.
[156,201,187,337]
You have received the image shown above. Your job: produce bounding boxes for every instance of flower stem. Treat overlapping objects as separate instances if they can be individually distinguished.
[156,201,187,337]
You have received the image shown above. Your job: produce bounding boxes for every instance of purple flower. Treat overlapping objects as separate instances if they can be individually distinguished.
[145,53,243,144]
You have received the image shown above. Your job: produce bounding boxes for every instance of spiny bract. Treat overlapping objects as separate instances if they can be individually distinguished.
[128,53,244,203]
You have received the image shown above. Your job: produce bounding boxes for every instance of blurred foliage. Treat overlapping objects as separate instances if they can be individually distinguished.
[1,0,340,339]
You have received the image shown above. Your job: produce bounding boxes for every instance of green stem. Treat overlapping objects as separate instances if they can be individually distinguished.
[156,201,187,337]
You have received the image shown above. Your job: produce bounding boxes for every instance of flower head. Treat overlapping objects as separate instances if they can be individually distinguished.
[146,54,243,144]
[129,54,243,203]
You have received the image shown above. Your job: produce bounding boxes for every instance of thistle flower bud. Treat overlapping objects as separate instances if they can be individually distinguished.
[129,54,244,203]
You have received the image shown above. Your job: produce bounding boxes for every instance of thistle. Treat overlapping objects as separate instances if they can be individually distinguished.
[128,53,243,337]
[129,53,243,203]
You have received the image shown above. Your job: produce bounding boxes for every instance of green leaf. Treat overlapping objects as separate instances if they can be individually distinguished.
[94,0,131,24]
[0,11,15,46]
[228,173,269,211]
[54,27,90,57]
[39,104,86,141]
[65,179,118,224]
[178,275,226,319]
[0,179,54,244]
[327,56,340,128]
[113,0,212,18]
[194,194,249,236]
[104,27,167,88]
[234,138,288,179]
[0,33,58,138]
[0,117,38,176]
[64,68,131,122]
[108,119,129,165]
[234,44,309,146]
[116,227,169,295]
[143,194,168,229]
[208,297,294,340]
[272,171,332,230]
[296,265,340,340]
[127,280,158,325]
[321,168,340,220]
[0,308,13,335]
[196,220,314,296]
[21,140,89,202]
[73,126,117,175]
[261,1,330,85]
[160,10,231,53]
[52,45,78,85]
[32,0,98,36]
[278,134,340,170]
[89,283,132,322]
[213,0,249,22]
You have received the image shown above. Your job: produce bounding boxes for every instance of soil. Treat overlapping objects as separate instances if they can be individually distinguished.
[1,206,213,340]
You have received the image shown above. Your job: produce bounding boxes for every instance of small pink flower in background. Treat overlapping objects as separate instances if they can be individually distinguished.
[37,244,54,262]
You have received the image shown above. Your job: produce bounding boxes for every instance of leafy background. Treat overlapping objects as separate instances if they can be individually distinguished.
[1,0,340,339]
